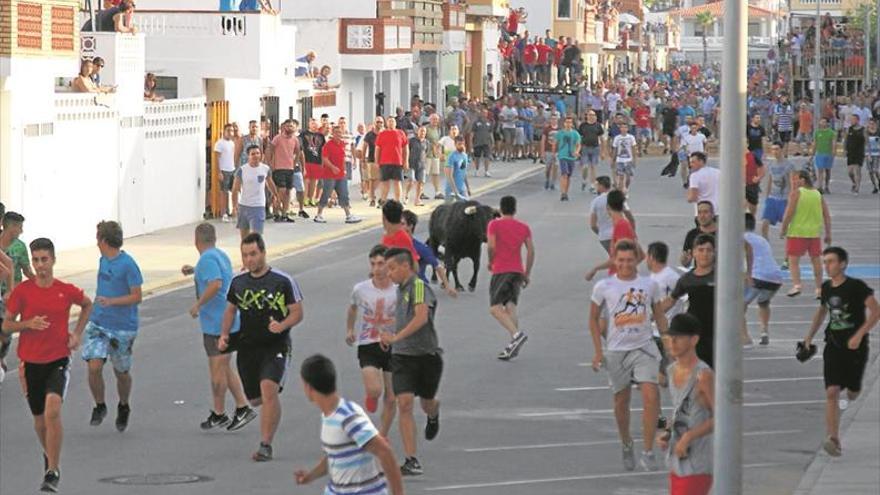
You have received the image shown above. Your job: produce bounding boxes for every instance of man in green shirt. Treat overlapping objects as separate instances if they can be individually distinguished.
[811,118,837,193]
[0,211,35,374]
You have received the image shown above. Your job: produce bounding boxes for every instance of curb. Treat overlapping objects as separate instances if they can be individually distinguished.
[791,351,880,495]
[67,164,544,316]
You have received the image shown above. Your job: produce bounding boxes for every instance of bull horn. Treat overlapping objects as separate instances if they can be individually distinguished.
[464,206,477,215]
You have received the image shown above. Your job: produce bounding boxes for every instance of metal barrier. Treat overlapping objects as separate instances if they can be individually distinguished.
[208,100,229,218]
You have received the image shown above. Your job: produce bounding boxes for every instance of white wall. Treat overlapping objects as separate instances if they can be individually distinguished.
[289,18,341,76]
[280,0,375,21]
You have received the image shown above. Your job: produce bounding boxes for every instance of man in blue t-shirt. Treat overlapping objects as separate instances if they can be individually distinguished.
[81,221,143,432]
[400,210,457,297]
[182,223,257,432]
[445,136,470,201]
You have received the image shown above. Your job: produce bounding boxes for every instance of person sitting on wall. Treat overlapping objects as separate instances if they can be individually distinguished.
[73,59,114,94]
[295,51,317,78]
[144,73,165,102]
[313,66,341,90]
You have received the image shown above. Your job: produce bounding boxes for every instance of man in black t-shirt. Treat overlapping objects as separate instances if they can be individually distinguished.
[219,233,304,462]
[578,110,604,193]
[747,113,767,162]
[358,116,384,207]
[802,246,878,457]
[300,119,326,207]
[661,104,679,153]
[663,234,716,367]
[680,201,717,267]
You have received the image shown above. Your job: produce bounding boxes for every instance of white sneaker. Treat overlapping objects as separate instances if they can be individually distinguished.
[839,399,849,411]
[345,215,362,224]
[221,214,231,223]
[484,171,492,177]
[313,215,327,224]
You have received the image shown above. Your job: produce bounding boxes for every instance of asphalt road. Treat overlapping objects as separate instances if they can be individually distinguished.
[1,155,878,495]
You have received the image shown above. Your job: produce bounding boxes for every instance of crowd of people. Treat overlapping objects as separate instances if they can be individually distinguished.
[4,46,880,494]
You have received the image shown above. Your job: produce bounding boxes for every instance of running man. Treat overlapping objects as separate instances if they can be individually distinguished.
[585,189,642,281]
[379,248,442,476]
[181,223,256,431]
[232,145,279,239]
[802,246,879,457]
[663,234,716,367]
[810,117,836,193]
[578,110,604,193]
[743,213,783,346]
[761,143,796,239]
[294,354,405,495]
[611,122,638,193]
[589,177,615,253]
[556,116,581,201]
[646,241,684,385]
[866,118,880,194]
[590,240,668,472]
[541,115,560,190]
[488,196,535,361]
[82,221,143,432]
[658,313,715,495]
[843,114,866,195]
[2,238,93,493]
[218,233,304,462]
[780,170,831,298]
[346,245,398,436]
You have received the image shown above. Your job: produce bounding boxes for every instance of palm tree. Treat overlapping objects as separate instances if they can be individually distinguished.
[695,11,716,66]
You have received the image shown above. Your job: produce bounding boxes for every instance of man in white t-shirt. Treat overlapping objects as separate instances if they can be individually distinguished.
[687,151,720,213]
[611,123,638,193]
[232,145,278,239]
[606,91,621,115]
[345,245,398,436]
[590,240,668,472]
[589,176,614,253]
[646,241,684,387]
[680,122,707,154]
[213,123,237,221]
[295,354,404,495]
[499,99,519,162]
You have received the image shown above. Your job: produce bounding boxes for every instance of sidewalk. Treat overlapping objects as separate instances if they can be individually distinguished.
[56,160,542,300]
[794,352,880,494]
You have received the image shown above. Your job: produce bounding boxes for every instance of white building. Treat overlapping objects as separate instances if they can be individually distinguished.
[1,0,205,250]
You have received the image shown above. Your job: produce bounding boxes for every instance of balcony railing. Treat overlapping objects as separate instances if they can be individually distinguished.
[680,35,772,51]
[792,51,867,79]
[339,17,413,55]
[312,90,337,108]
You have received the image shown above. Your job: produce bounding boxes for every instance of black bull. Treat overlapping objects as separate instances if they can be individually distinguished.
[426,201,500,292]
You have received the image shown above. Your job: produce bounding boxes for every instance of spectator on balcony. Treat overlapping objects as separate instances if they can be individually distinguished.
[295,51,317,78]
[111,0,136,34]
[72,59,113,94]
[535,38,552,87]
[503,7,526,40]
[554,37,567,88]
[143,73,164,102]
[90,57,105,85]
[313,65,340,90]
[239,0,275,14]
[523,38,538,86]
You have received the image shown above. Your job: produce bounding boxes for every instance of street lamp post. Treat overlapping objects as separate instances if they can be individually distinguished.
[715,0,746,491]
[814,0,821,142]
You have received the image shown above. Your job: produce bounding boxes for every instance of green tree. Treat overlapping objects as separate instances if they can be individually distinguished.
[695,11,716,67]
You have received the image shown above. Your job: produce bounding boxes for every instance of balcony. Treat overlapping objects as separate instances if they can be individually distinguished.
[134,11,293,81]
[312,90,337,108]
[792,51,866,80]
[378,0,443,50]
[466,0,509,18]
[339,18,414,71]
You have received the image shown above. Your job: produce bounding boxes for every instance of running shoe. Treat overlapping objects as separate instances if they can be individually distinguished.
[369,199,376,207]
[283,215,295,223]
[638,450,658,471]
[425,414,440,441]
[509,332,528,358]
[273,214,284,223]
[221,214,231,223]
[622,441,636,471]
[252,442,273,462]
[759,333,770,346]
[313,215,327,223]
[298,210,310,219]
[497,344,514,361]
[657,416,668,430]
[420,193,430,200]
[786,285,802,297]
[200,411,231,430]
[484,171,492,178]
[434,193,445,200]
[781,259,789,270]
[365,396,378,413]
[544,180,550,190]
[560,194,569,201]
[400,457,423,476]
[822,436,842,457]
[550,184,556,190]
[839,399,849,411]
[116,403,131,432]
[345,215,363,224]
[227,406,258,431]
[582,182,587,191]
[90,403,107,426]
[873,188,879,194]
[40,470,60,493]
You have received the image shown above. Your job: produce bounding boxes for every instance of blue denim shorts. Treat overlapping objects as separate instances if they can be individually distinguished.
[81,322,137,373]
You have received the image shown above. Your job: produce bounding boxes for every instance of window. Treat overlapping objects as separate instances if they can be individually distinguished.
[557,0,571,19]
[154,76,178,100]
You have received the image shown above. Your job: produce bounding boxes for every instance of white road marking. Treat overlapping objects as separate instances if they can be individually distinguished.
[424,463,789,491]
[461,430,802,453]
[519,400,825,417]
[556,377,821,392]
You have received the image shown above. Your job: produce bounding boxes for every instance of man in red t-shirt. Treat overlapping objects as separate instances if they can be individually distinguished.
[487,196,535,360]
[586,190,643,280]
[535,38,553,86]
[634,104,652,154]
[2,238,92,492]
[313,125,363,225]
[380,199,419,266]
[523,39,538,85]
[554,37,566,87]
[373,116,409,204]
[743,150,764,215]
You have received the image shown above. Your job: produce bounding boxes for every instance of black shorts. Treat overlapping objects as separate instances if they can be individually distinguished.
[846,155,864,167]
[358,343,392,372]
[380,164,404,182]
[272,169,295,189]
[745,184,761,206]
[221,171,235,192]
[473,144,491,158]
[236,343,291,401]
[778,130,792,143]
[391,353,443,399]
[490,273,524,307]
[823,341,869,392]
[22,358,70,416]
[663,126,676,138]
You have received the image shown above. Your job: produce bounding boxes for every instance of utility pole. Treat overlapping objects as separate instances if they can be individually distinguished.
[714,0,746,492]
[865,3,871,88]
[814,0,821,141]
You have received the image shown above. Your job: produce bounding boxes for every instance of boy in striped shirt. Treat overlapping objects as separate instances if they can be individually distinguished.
[296,354,404,495]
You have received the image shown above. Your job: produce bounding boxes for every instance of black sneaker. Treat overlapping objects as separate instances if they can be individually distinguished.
[252,442,273,462]
[509,332,528,358]
[200,411,231,430]
[116,403,130,432]
[497,343,515,361]
[90,403,107,426]
[40,470,60,493]
[400,457,423,476]
[227,406,258,431]
[298,210,310,219]
[283,215,296,223]
[273,214,284,222]
[425,414,440,441]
